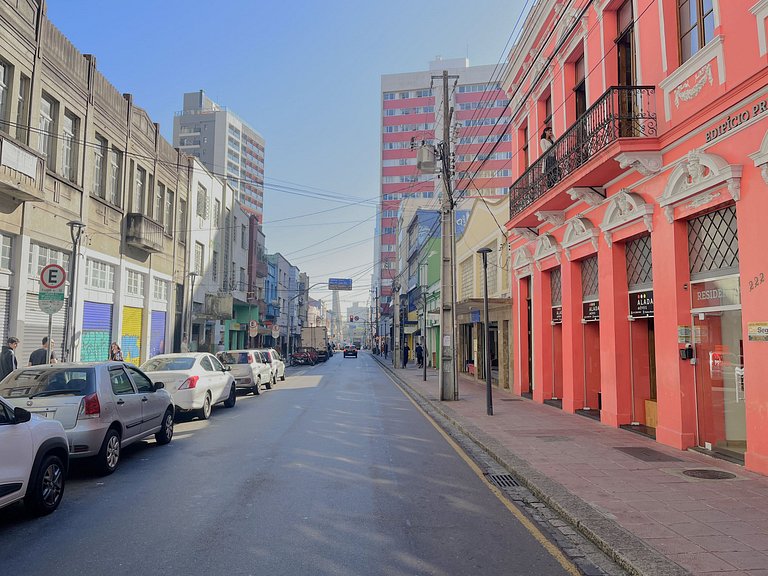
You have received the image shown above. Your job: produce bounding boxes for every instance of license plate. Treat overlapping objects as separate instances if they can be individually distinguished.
[34,411,53,418]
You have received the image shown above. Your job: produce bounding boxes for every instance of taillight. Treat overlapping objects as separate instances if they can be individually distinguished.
[179,375,199,390]
[79,393,101,419]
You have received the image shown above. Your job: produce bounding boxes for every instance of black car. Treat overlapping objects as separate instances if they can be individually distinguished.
[343,345,358,358]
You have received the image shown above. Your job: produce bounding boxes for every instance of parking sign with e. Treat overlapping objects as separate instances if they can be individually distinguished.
[41,264,66,290]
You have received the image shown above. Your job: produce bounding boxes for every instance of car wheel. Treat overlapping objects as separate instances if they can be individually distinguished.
[266,374,273,390]
[197,393,212,420]
[280,370,286,381]
[252,381,261,395]
[155,409,174,445]
[223,385,237,408]
[25,453,66,516]
[97,428,121,476]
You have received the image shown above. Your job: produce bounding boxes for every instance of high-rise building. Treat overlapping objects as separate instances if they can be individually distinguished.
[173,90,266,223]
[376,58,512,325]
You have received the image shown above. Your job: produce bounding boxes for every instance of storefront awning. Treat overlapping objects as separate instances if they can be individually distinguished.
[455,298,512,323]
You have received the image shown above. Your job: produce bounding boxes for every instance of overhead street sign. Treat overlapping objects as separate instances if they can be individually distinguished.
[328,278,352,291]
[39,264,66,315]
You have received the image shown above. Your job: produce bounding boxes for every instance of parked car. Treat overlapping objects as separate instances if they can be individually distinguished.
[0,395,69,515]
[216,350,273,394]
[292,347,318,366]
[141,353,236,420]
[255,348,286,382]
[343,345,358,358]
[0,363,174,476]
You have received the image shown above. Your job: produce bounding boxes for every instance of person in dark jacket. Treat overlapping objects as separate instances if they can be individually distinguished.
[29,336,56,365]
[0,336,20,380]
[402,343,410,368]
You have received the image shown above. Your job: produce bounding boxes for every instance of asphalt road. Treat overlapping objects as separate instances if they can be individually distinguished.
[1,352,576,576]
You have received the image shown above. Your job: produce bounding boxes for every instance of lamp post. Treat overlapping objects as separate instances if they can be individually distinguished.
[477,247,493,416]
[187,271,199,351]
[420,263,428,382]
[65,220,85,362]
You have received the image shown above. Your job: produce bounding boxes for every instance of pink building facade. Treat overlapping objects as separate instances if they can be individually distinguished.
[504,0,768,474]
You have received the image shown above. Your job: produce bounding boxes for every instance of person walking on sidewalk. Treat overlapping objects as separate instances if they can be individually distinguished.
[29,337,57,365]
[382,341,388,359]
[0,336,19,380]
[415,343,424,368]
[402,343,410,368]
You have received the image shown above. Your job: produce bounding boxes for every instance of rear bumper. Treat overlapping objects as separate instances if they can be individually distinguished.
[66,423,110,458]
[172,389,205,411]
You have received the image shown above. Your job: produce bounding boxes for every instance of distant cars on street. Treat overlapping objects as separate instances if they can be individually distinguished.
[141,353,237,420]
[0,362,174,475]
[0,395,69,515]
[255,348,286,382]
[343,345,358,358]
[216,350,273,394]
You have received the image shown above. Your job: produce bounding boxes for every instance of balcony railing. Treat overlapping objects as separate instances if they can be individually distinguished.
[510,86,656,218]
[125,213,164,253]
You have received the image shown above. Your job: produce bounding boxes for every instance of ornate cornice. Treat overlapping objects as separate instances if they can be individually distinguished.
[615,151,663,176]
[748,128,768,185]
[600,189,654,248]
[534,210,566,227]
[533,233,561,269]
[510,227,539,242]
[568,187,605,208]
[562,217,599,260]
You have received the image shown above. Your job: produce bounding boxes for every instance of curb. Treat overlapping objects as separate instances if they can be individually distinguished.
[371,354,691,576]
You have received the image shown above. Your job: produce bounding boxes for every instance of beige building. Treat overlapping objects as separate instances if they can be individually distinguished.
[0,4,188,364]
[454,197,513,389]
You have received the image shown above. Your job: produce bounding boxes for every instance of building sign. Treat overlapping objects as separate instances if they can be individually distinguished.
[691,277,741,310]
[705,97,768,142]
[552,306,562,324]
[748,322,768,342]
[470,310,481,323]
[629,290,654,318]
[328,278,353,291]
[582,301,599,322]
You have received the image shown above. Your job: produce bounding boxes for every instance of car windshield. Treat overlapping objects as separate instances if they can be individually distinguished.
[218,352,250,364]
[0,367,96,398]
[142,357,196,371]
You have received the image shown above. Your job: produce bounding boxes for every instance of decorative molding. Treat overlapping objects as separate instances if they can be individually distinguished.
[562,217,599,260]
[600,189,654,248]
[658,149,743,219]
[513,263,532,280]
[615,151,663,176]
[658,35,725,121]
[751,0,768,56]
[673,64,713,108]
[510,227,539,242]
[686,190,721,210]
[568,187,605,208]
[534,210,566,227]
[748,128,768,185]
[533,233,561,266]
[512,245,533,270]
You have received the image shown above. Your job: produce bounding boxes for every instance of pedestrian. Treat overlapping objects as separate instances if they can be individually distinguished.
[29,337,56,366]
[109,341,124,361]
[180,336,190,353]
[415,343,424,368]
[217,338,225,353]
[540,126,558,186]
[402,343,410,368]
[0,336,19,380]
[383,341,388,359]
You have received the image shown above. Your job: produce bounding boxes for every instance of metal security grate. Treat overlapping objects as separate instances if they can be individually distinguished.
[550,267,562,306]
[626,235,653,289]
[581,256,599,300]
[688,207,739,277]
[486,474,521,488]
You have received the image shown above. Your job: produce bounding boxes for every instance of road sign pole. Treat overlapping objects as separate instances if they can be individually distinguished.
[46,315,53,364]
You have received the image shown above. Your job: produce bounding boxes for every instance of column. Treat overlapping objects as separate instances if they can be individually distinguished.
[561,257,584,413]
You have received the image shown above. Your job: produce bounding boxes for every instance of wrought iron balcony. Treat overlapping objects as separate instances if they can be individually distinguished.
[125,213,164,253]
[510,86,656,219]
[0,135,45,202]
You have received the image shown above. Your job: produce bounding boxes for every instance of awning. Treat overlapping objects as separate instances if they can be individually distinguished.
[404,325,419,334]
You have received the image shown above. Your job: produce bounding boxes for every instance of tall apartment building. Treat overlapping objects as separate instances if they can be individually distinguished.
[376,58,512,327]
[173,91,266,223]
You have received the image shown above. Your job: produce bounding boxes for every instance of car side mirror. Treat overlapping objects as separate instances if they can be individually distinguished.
[223,365,231,372]
[13,406,31,423]
[154,382,165,390]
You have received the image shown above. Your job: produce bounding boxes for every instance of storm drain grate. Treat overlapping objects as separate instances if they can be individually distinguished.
[500,398,523,401]
[615,446,682,462]
[486,474,521,488]
[682,469,737,480]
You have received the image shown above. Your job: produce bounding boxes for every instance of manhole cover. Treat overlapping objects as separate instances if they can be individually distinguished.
[615,447,682,462]
[486,474,520,488]
[682,469,737,480]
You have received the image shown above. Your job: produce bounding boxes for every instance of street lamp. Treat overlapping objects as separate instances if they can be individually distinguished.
[420,263,428,382]
[477,247,493,416]
[65,220,85,362]
[187,271,199,351]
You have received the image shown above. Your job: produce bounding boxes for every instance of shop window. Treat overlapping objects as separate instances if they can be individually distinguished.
[581,256,599,300]
[626,235,653,289]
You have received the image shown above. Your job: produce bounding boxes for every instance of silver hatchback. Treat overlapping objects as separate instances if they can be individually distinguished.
[0,362,174,475]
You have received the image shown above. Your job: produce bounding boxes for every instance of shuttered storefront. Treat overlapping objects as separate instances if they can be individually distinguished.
[81,302,112,362]
[0,290,10,346]
[121,306,143,365]
[149,310,166,358]
[22,294,68,364]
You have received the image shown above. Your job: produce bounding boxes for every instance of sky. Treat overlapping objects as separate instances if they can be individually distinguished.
[46,0,530,312]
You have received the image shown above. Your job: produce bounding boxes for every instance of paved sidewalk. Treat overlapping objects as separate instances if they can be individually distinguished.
[374,355,768,576]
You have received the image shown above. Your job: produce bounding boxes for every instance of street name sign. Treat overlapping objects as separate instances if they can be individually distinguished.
[328,278,352,291]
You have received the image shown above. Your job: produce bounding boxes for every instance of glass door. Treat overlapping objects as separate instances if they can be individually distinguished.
[693,309,746,459]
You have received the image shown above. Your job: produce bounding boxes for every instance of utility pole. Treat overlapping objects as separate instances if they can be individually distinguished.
[435,70,459,401]
[392,281,401,368]
[374,287,379,353]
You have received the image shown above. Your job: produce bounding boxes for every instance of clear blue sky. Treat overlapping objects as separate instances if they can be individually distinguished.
[47,0,529,310]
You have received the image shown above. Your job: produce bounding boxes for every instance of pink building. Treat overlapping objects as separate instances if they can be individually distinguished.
[504,0,768,475]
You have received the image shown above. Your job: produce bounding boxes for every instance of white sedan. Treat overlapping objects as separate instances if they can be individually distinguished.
[255,348,286,382]
[141,353,236,420]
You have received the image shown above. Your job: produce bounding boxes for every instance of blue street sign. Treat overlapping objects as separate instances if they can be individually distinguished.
[328,278,352,291]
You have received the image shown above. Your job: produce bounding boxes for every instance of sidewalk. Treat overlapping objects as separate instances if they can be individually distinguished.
[374,355,768,576]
